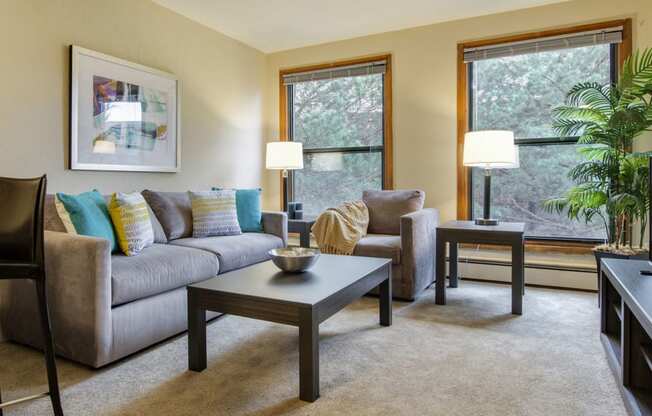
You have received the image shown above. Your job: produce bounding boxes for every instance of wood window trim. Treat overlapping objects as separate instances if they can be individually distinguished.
[278,54,394,209]
[456,19,633,254]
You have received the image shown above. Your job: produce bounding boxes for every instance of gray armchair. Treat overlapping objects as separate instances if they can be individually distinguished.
[353,190,438,301]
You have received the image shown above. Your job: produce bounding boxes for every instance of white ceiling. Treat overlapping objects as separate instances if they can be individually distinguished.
[152,0,568,53]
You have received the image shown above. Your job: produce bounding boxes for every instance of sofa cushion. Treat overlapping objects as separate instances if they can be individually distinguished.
[45,194,166,244]
[109,192,155,256]
[111,244,218,306]
[353,234,401,265]
[142,190,193,240]
[56,190,118,252]
[189,190,241,237]
[213,188,263,232]
[146,203,168,244]
[362,190,425,235]
[170,233,284,273]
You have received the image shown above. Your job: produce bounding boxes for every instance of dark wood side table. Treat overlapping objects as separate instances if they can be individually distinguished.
[288,218,316,248]
[435,220,525,315]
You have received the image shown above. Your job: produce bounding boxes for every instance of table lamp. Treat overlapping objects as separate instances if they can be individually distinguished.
[266,141,303,211]
[463,130,518,226]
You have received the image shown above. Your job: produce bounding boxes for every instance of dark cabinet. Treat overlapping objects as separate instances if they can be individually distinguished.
[601,258,652,415]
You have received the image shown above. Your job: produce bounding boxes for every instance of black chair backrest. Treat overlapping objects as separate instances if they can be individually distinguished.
[0,175,46,269]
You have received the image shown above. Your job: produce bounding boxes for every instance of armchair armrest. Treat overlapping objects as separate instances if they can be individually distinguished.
[262,211,288,246]
[400,208,439,298]
[2,231,113,367]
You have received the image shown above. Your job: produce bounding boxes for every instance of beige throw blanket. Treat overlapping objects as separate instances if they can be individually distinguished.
[311,201,369,255]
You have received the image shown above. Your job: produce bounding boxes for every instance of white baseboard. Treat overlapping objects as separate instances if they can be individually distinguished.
[455,246,597,291]
[454,261,597,291]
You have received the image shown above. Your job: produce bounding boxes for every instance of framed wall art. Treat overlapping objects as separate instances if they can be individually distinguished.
[70,45,181,172]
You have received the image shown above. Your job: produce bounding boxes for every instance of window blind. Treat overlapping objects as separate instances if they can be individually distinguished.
[463,26,623,63]
[282,60,386,85]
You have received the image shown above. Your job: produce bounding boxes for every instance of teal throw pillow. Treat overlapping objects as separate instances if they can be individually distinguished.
[213,188,263,232]
[56,190,118,252]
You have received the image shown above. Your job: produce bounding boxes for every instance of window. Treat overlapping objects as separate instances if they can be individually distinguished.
[280,57,392,217]
[459,21,632,243]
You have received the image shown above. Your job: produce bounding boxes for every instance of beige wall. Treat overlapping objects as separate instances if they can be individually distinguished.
[263,0,652,218]
[0,0,267,340]
[1,0,267,193]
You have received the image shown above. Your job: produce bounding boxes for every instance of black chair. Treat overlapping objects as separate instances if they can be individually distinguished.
[0,176,63,415]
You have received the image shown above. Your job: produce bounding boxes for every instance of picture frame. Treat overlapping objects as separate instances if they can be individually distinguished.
[69,45,181,172]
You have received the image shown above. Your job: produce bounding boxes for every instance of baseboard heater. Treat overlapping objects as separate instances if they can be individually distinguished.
[449,256,596,274]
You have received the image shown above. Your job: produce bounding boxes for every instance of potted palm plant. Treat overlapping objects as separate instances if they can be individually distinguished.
[544,48,652,271]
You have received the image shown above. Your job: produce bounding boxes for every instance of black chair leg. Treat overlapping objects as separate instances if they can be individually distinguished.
[0,386,4,416]
[35,280,63,416]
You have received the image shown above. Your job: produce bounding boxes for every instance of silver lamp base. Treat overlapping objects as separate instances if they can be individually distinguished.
[475,218,498,226]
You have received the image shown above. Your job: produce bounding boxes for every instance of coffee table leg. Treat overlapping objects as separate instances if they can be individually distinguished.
[299,309,319,402]
[435,236,446,305]
[379,267,392,326]
[511,242,524,315]
[188,289,207,371]
[449,242,458,288]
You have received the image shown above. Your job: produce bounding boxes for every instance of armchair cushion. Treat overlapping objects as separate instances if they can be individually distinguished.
[363,190,425,235]
[353,235,401,265]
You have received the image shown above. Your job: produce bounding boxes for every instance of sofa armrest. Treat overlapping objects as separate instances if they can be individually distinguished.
[400,208,439,299]
[46,231,113,366]
[1,231,113,367]
[262,211,288,246]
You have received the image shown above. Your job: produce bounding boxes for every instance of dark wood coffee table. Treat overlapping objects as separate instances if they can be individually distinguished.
[186,254,392,402]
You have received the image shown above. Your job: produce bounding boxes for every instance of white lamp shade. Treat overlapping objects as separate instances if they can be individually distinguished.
[463,130,518,168]
[266,141,304,170]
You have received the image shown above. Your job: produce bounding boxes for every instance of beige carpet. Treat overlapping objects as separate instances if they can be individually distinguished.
[0,281,626,416]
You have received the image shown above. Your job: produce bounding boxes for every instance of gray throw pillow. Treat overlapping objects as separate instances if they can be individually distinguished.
[189,190,242,238]
[145,203,168,244]
[141,190,193,240]
[362,190,425,235]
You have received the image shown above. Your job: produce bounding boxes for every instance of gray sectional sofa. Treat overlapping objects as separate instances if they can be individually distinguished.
[0,192,287,368]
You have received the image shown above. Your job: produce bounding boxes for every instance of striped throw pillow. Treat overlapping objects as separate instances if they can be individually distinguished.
[189,190,241,238]
[109,192,154,256]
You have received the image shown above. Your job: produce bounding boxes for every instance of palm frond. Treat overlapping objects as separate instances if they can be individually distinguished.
[542,197,568,215]
[566,82,615,113]
[553,119,593,137]
[566,186,608,208]
[620,48,652,91]
[577,145,611,161]
[553,106,609,124]
[567,161,608,184]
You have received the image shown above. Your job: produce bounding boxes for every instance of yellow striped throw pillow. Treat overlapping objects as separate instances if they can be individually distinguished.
[189,190,241,238]
[109,192,154,256]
